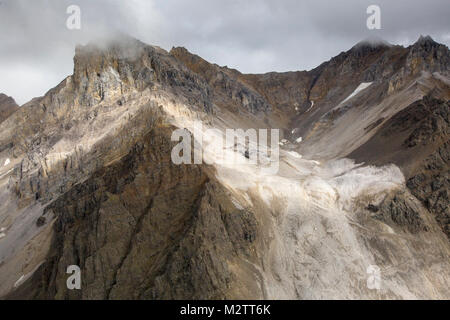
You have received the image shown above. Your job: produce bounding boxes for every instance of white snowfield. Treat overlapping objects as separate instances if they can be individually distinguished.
[342,82,373,104]
[336,82,373,108]
[287,151,302,159]
[13,275,25,288]
[306,100,314,112]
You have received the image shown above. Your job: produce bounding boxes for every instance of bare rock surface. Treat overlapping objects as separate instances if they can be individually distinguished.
[0,94,18,124]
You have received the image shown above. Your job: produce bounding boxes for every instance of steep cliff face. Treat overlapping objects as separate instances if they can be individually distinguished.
[1,35,449,299]
[406,36,450,76]
[17,126,260,300]
[170,47,271,115]
[407,142,449,239]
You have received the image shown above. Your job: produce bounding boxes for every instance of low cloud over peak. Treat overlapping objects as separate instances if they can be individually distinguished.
[1,0,449,104]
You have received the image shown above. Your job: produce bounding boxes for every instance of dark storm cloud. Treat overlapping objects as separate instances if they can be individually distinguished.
[0,0,449,104]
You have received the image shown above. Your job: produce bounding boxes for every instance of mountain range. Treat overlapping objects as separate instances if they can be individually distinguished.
[0,34,448,299]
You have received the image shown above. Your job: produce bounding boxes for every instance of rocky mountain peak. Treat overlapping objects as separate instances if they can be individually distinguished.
[170,46,209,72]
[352,36,391,51]
[72,35,148,83]
[406,35,449,75]
[70,36,175,106]
[415,35,438,46]
[344,37,391,64]
[0,93,18,123]
[409,35,447,56]
[0,93,16,104]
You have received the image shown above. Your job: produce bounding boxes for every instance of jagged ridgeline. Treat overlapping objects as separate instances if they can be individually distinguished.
[0,35,449,299]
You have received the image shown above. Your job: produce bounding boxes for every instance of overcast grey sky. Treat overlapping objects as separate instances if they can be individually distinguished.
[1,0,449,105]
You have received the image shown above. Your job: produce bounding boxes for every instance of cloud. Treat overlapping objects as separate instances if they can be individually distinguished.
[0,0,449,104]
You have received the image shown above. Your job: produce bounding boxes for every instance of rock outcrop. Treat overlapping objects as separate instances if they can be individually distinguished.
[0,94,18,124]
[350,95,449,238]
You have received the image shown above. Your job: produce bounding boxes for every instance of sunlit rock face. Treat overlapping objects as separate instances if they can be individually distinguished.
[0,35,449,300]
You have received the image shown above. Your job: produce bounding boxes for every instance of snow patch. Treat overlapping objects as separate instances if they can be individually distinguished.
[340,82,373,105]
[4,158,10,166]
[287,151,302,159]
[306,100,314,112]
[295,137,302,143]
[14,275,25,288]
